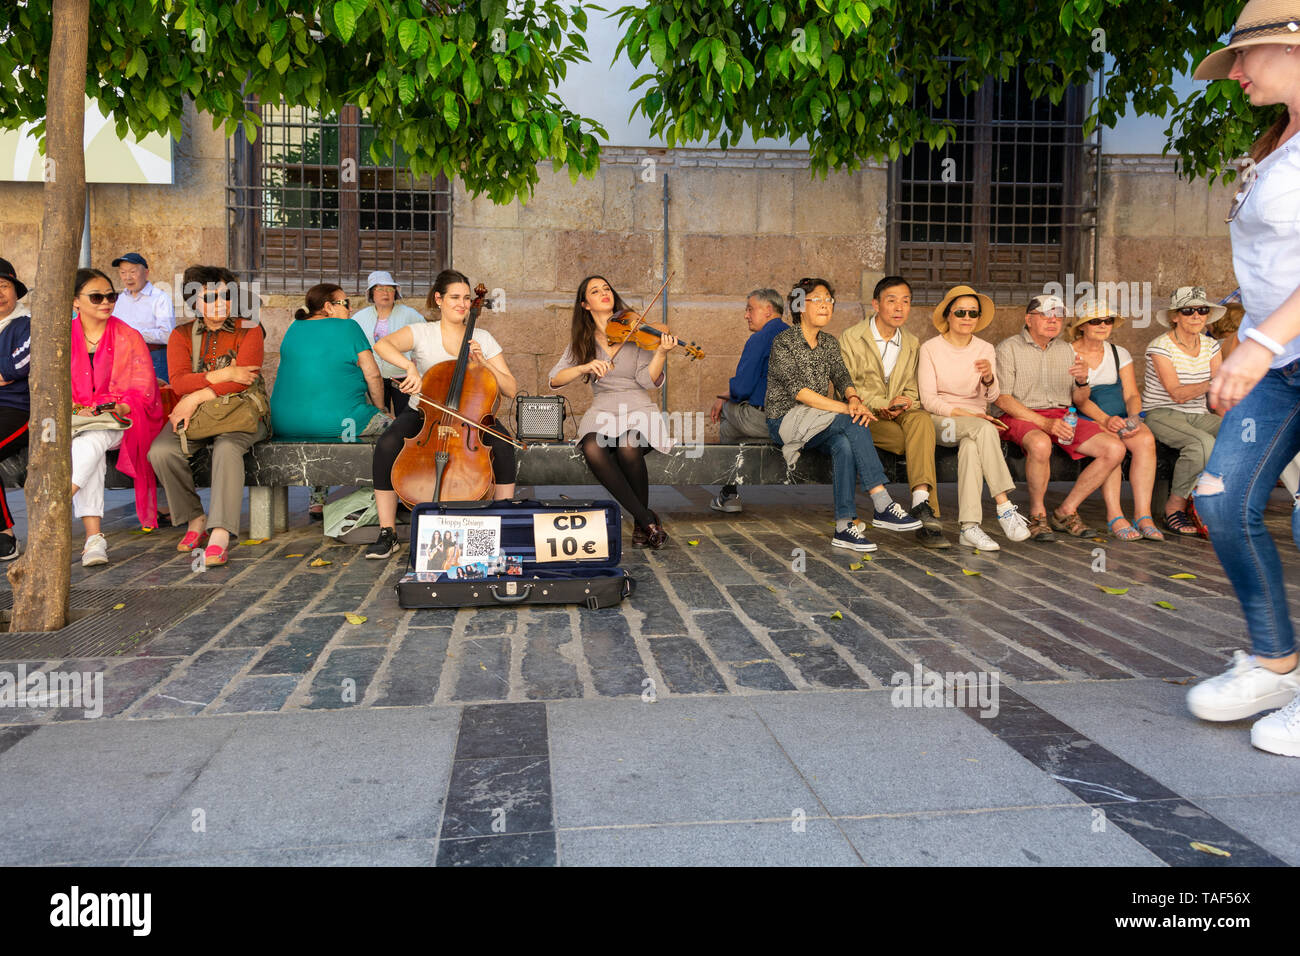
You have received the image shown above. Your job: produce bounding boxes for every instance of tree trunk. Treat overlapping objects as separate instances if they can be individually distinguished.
[7,0,89,630]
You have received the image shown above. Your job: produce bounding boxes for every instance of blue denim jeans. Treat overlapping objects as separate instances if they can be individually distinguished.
[768,412,888,520]
[1196,362,1300,659]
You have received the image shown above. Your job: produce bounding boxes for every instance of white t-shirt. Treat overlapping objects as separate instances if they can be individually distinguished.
[1084,343,1132,387]
[406,322,503,412]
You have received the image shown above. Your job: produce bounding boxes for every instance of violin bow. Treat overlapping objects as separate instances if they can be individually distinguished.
[607,271,674,364]
[413,393,529,450]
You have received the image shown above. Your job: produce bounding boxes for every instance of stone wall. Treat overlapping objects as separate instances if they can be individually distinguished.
[0,139,1245,440]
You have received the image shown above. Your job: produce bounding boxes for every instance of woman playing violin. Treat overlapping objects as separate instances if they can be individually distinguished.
[549,275,678,549]
[366,269,518,560]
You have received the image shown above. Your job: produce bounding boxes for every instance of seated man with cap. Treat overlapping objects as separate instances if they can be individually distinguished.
[350,270,426,415]
[111,252,175,382]
[993,293,1127,539]
[0,257,31,561]
[840,275,949,548]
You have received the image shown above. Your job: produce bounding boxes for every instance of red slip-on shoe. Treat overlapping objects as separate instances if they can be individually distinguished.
[178,529,209,552]
[203,544,229,567]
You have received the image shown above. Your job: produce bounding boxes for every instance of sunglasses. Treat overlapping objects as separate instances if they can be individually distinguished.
[330,298,350,309]
[1177,307,1213,316]
[82,291,119,305]
[950,308,981,318]
[1085,316,1116,326]
[200,290,233,304]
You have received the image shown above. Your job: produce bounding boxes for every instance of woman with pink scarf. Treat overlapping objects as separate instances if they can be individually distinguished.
[71,268,165,567]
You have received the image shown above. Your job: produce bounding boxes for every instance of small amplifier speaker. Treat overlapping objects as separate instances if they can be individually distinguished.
[515,396,568,442]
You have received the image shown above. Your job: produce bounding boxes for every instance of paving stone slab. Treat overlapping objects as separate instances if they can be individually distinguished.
[559,819,861,866]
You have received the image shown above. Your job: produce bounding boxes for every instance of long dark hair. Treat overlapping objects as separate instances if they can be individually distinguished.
[295,283,342,321]
[425,269,472,315]
[568,275,632,367]
[1250,108,1291,163]
[74,268,112,299]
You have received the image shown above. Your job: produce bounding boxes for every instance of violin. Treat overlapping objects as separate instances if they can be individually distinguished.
[390,282,525,506]
[607,310,705,361]
[603,273,705,361]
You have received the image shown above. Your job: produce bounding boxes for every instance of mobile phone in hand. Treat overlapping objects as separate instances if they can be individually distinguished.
[92,402,115,415]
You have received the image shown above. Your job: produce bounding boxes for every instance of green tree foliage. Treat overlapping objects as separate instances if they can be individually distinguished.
[612,0,1274,184]
[0,0,607,202]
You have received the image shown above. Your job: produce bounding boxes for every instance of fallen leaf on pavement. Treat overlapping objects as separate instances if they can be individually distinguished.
[1168,572,1197,579]
[1096,585,1129,595]
[687,539,699,546]
[830,611,843,620]
[241,538,267,546]
[285,553,304,558]
[309,558,332,567]
[962,569,981,576]
[344,613,367,625]
[1190,841,1230,857]
[1154,601,1175,610]
[112,603,125,610]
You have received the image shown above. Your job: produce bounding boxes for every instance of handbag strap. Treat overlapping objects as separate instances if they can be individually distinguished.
[191,320,245,374]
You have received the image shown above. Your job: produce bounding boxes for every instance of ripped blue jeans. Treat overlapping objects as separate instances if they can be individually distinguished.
[1196,362,1300,659]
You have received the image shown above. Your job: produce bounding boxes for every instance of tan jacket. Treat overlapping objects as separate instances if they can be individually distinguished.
[839,316,921,413]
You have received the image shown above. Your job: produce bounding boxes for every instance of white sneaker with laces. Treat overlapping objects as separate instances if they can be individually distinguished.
[996,505,1031,542]
[958,524,999,551]
[82,533,108,567]
[1187,650,1300,722]
[1251,694,1300,756]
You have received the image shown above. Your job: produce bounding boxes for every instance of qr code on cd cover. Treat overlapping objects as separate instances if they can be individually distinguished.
[465,527,497,554]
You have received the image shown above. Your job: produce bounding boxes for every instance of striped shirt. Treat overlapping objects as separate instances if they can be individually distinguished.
[1143,332,1220,414]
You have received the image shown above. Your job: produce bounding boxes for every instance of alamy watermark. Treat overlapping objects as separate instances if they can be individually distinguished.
[1040,275,1155,328]
[0,665,103,718]
[890,663,1000,718]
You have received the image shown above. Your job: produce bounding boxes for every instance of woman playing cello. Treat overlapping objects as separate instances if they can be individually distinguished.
[366,269,518,560]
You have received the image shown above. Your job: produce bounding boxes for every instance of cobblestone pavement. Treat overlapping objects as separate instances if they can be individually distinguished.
[3,484,1299,866]
[0,484,1295,721]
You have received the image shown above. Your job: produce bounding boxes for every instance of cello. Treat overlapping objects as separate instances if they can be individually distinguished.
[390,282,525,506]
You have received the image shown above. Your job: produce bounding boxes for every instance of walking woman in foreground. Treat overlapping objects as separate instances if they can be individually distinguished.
[1185,0,1300,756]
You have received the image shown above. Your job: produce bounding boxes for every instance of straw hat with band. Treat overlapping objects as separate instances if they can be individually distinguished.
[1193,0,1300,80]
[1155,286,1227,326]
[932,285,995,334]
[1069,300,1127,337]
[0,258,28,301]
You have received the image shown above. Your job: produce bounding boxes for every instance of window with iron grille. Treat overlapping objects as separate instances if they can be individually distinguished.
[227,103,452,295]
[887,66,1096,304]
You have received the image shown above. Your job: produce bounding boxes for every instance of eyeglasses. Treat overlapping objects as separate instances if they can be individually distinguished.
[82,291,119,305]
[950,309,981,318]
[200,290,232,304]
[1226,172,1256,224]
[1085,317,1116,326]
[1177,307,1213,316]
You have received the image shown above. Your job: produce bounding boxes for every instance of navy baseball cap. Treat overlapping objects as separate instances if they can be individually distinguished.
[111,252,148,268]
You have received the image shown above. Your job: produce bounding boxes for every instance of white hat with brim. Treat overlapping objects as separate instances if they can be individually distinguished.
[1155,286,1227,326]
[1193,0,1300,79]
[1069,300,1127,337]
[365,270,401,298]
[932,285,996,334]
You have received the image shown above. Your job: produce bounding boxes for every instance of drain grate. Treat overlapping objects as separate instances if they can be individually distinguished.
[0,587,220,659]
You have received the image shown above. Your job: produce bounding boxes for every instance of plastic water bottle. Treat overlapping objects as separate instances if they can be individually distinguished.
[1062,406,1078,444]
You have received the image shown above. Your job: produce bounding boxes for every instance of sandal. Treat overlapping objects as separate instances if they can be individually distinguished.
[1163,510,1199,536]
[1134,515,1165,541]
[1050,509,1098,538]
[1107,516,1141,541]
[177,529,209,552]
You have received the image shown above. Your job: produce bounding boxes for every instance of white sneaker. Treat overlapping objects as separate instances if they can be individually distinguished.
[1251,694,1300,756]
[996,505,1031,542]
[1187,650,1300,722]
[958,524,1000,551]
[82,533,108,567]
[709,493,743,514]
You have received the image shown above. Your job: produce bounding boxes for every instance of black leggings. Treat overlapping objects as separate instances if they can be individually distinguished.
[373,406,517,493]
[580,430,655,528]
[0,406,27,533]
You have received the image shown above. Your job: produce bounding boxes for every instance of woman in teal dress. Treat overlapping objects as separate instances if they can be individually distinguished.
[271,283,390,517]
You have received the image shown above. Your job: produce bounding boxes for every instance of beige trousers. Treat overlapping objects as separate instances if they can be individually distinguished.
[148,422,268,534]
[931,413,1015,525]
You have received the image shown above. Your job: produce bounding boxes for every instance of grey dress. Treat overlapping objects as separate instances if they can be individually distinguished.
[550,341,675,454]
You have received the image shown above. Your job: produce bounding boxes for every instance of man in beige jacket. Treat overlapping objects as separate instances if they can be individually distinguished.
[840,276,949,548]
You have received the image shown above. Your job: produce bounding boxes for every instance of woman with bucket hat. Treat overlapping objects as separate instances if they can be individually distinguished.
[350,270,425,415]
[1142,287,1225,536]
[918,285,1031,550]
[1069,301,1164,541]
[1184,0,1300,756]
[0,258,30,561]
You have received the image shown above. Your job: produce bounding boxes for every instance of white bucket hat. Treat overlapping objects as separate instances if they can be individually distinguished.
[365,270,402,299]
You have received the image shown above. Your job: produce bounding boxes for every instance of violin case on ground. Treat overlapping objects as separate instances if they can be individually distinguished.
[396,498,635,609]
